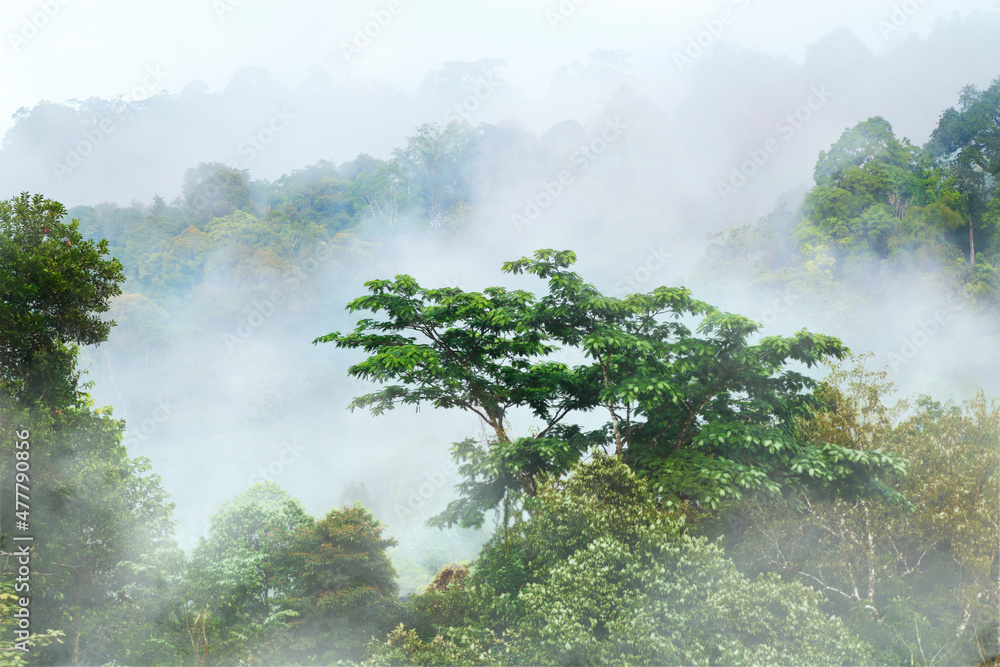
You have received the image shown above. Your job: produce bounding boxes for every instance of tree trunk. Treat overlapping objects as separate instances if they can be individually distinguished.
[970,215,976,265]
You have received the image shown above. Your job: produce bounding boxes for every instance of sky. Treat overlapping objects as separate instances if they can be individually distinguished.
[4,0,1000,558]
[2,0,997,133]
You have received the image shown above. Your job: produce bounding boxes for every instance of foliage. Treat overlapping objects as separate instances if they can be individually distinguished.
[730,357,999,665]
[0,192,124,405]
[0,576,65,666]
[175,481,310,665]
[0,195,178,664]
[375,455,876,666]
[284,503,402,664]
[697,80,1000,315]
[365,623,507,667]
[314,261,593,521]
[322,249,906,531]
[0,389,180,666]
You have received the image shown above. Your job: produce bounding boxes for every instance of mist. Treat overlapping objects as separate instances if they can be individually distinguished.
[2,0,998,648]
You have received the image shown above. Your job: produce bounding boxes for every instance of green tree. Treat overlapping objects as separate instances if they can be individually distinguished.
[732,358,999,665]
[349,160,413,228]
[370,456,876,666]
[0,392,179,666]
[927,77,1000,266]
[813,117,918,189]
[0,192,179,665]
[319,250,907,530]
[392,121,477,227]
[314,259,594,524]
[178,481,309,665]
[506,249,907,511]
[182,162,256,222]
[285,503,401,663]
[0,193,124,405]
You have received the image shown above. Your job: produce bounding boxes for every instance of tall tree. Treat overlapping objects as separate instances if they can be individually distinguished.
[506,249,907,510]
[392,122,477,227]
[177,481,309,665]
[927,77,1000,265]
[314,266,593,525]
[284,504,400,663]
[0,193,124,405]
[319,249,907,530]
[0,193,178,665]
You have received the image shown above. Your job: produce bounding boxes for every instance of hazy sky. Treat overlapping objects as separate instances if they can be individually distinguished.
[2,0,997,136]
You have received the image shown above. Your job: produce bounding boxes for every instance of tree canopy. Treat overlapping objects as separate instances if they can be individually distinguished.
[318,249,907,529]
[0,193,124,404]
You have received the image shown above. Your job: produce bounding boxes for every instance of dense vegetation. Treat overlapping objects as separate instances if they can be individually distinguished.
[1,79,997,666]
[697,79,1000,319]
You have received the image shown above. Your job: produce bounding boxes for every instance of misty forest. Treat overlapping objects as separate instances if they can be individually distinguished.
[1,6,1000,667]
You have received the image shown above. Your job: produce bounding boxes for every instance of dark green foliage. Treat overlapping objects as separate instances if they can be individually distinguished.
[0,392,180,666]
[0,193,124,405]
[284,503,401,663]
[323,248,906,532]
[369,455,877,666]
[315,264,595,519]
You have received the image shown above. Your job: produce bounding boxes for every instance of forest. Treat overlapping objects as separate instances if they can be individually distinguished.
[0,72,998,666]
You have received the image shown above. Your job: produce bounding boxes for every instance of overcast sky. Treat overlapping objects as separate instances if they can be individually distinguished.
[3,0,998,136]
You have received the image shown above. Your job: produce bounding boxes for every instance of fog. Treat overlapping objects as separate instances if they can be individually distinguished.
[3,0,999,588]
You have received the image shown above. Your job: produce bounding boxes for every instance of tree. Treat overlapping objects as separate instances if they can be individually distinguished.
[517,456,875,666]
[0,193,124,405]
[392,122,477,227]
[813,117,918,190]
[731,357,999,665]
[182,162,256,222]
[349,160,412,228]
[0,392,179,666]
[927,77,1000,266]
[507,250,907,510]
[285,504,401,663]
[0,192,179,665]
[314,261,594,524]
[370,455,876,666]
[319,249,907,530]
[178,481,310,665]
